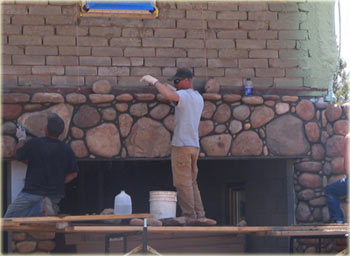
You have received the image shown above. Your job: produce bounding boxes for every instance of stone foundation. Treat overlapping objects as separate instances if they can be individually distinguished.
[10,231,56,253]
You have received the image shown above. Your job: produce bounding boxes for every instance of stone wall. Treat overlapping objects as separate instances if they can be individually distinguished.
[1,1,337,95]
[10,231,56,253]
[2,84,349,252]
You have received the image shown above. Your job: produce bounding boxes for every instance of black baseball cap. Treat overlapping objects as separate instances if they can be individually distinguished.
[168,68,193,81]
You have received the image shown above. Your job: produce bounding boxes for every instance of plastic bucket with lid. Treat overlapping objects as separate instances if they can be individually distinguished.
[149,191,177,219]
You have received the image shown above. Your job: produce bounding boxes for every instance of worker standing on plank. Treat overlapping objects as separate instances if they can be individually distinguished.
[325,131,349,224]
[141,68,216,226]
[4,113,79,218]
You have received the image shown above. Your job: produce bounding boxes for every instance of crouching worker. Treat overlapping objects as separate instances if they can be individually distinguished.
[4,113,79,218]
[141,68,216,226]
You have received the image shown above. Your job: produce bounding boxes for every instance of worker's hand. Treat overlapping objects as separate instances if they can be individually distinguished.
[16,125,27,141]
[140,75,158,86]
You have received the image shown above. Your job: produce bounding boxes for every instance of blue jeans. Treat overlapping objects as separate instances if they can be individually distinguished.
[4,192,61,218]
[325,177,348,222]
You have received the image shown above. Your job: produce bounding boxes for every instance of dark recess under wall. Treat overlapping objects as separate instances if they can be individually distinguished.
[59,158,296,253]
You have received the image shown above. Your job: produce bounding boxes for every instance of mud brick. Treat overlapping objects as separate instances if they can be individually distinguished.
[208,58,237,68]
[13,55,45,65]
[177,19,205,29]
[217,31,247,39]
[92,47,123,57]
[237,39,266,49]
[155,29,185,38]
[188,49,217,58]
[77,37,107,47]
[52,76,84,86]
[9,35,42,45]
[186,30,216,39]
[177,58,207,67]
[208,20,238,29]
[110,38,141,47]
[145,57,175,67]
[252,78,273,87]
[45,15,76,25]
[2,65,31,75]
[175,39,204,48]
[44,36,75,46]
[208,2,238,11]
[239,59,268,68]
[219,49,248,58]
[256,68,285,77]
[239,2,268,11]
[186,10,216,20]
[98,67,129,76]
[143,19,176,28]
[130,67,161,76]
[239,21,268,30]
[267,40,296,49]
[225,68,255,77]
[19,75,51,86]
[269,2,298,12]
[112,57,143,66]
[23,25,54,35]
[249,31,277,39]
[2,25,22,35]
[65,66,97,76]
[89,27,121,37]
[194,67,225,77]
[3,46,24,55]
[2,75,18,86]
[124,48,155,57]
[59,46,91,56]
[158,9,185,19]
[56,26,88,36]
[206,39,235,49]
[2,55,11,64]
[2,4,28,14]
[12,15,44,25]
[32,66,64,75]
[26,46,58,55]
[156,48,186,58]
[80,56,111,66]
[29,5,61,15]
[269,59,298,68]
[216,77,243,86]
[117,76,144,87]
[248,11,277,21]
[47,56,78,65]
[217,11,247,20]
[249,50,278,58]
[143,38,173,47]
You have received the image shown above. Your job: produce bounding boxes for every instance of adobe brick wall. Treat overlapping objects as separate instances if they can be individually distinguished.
[1,1,334,94]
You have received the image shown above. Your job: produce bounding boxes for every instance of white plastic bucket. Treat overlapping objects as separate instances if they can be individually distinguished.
[149,191,177,219]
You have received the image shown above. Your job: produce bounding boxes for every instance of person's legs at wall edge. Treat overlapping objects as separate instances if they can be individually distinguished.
[171,146,196,219]
[325,177,348,224]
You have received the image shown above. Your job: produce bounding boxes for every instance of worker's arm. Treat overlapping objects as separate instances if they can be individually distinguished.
[140,75,179,102]
[65,172,78,184]
[344,134,350,175]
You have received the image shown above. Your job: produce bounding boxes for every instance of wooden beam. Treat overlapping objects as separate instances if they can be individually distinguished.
[2,213,152,224]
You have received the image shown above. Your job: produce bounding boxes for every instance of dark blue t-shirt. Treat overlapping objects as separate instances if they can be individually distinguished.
[16,137,79,197]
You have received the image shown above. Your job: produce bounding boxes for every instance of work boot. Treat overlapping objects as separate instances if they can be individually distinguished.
[161,216,186,226]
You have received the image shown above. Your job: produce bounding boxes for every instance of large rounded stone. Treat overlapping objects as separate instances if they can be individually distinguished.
[102,107,116,121]
[150,104,170,120]
[119,113,133,137]
[2,104,22,120]
[232,105,250,121]
[201,101,216,119]
[71,127,84,139]
[311,144,325,160]
[331,157,344,174]
[296,202,311,222]
[130,103,148,117]
[2,93,30,103]
[116,93,133,101]
[266,114,310,155]
[86,123,121,158]
[73,105,100,128]
[66,93,86,104]
[126,118,171,157]
[164,115,174,132]
[275,102,290,115]
[305,122,320,142]
[326,104,342,122]
[92,80,112,94]
[295,161,322,172]
[199,120,214,137]
[229,120,242,134]
[326,135,345,157]
[251,106,274,128]
[213,104,231,123]
[298,189,315,200]
[232,131,262,156]
[298,173,322,188]
[223,94,241,102]
[16,241,37,253]
[32,93,64,103]
[296,99,315,121]
[310,197,326,206]
[2,136,16,158]
[3,121,16,135]
[242,96,263,105]
[70,140,88,158]
[333,120,349,136]
[18,103,73,140]
[343,102,350,118]
[38,240,56,252]
[201,134,232,156]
